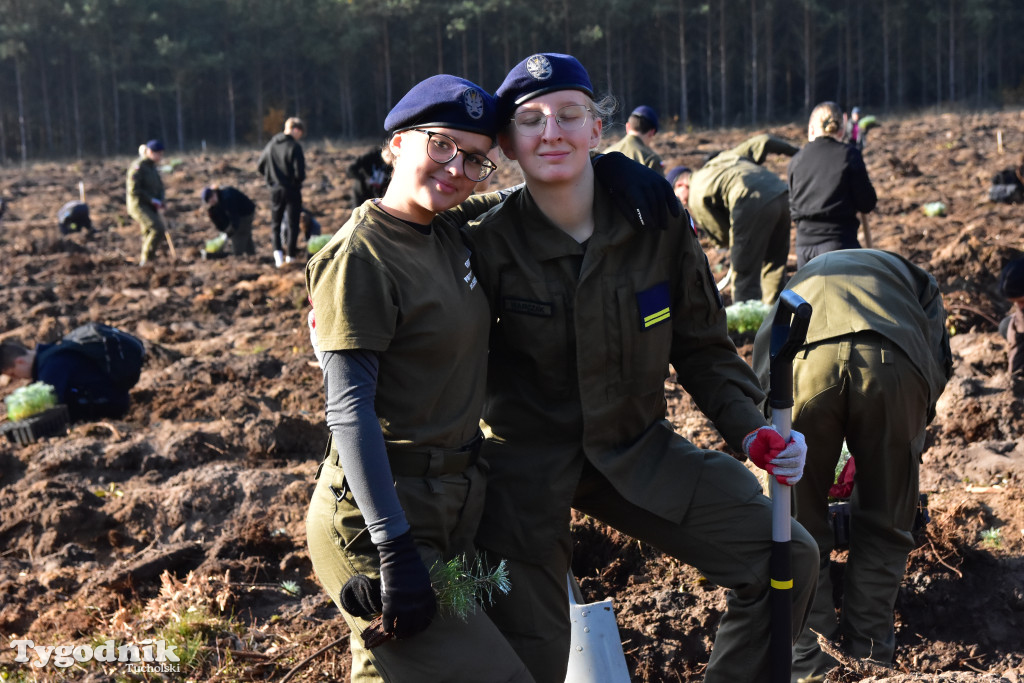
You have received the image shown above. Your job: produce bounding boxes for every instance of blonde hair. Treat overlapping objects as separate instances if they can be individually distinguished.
[809,102,843,140]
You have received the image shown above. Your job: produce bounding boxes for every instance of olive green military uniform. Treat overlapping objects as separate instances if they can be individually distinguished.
[687,134,799,305]
[604,133,663,173]
[465,184,818,683]
[126,156,167,263]
[751,250,952,681]
[306,197,532,683]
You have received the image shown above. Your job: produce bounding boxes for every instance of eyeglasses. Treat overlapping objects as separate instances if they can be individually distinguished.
[410,129,497,182]
[511,104,592,137]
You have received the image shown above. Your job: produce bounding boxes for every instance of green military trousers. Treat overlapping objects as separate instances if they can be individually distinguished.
[133,209,167,264]
[305,451,534,683]
[480,450,818,683]
[730,192,791,306]
[789,333,929,681]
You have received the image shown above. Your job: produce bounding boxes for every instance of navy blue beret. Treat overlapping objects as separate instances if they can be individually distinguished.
[666,166,691,187]
[1000,257,1024,298]
[146,139,164,152]
[384,75,496,139]
[495,53,594,122]
[631,105,659,131]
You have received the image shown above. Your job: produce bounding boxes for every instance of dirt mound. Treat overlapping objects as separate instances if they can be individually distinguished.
[1,109,1023,681]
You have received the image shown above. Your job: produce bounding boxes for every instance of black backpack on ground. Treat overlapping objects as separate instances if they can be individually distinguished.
[46,323,146,392]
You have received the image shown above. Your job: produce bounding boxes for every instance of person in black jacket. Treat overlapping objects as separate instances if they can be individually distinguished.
[201,185,257,256]
[257,117,306,267]
[788,101,877,268]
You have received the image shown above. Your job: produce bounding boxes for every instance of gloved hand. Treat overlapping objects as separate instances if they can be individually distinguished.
[377,530,436,639]
[829,455,856,499]
[339,574,383,618]
[592,152,681,231]
[743,426,807,486]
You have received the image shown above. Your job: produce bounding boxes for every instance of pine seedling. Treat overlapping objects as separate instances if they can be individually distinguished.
[431,554,511,622]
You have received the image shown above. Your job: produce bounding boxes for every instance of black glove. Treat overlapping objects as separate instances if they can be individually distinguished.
[593,151,681,231]
[377,531,436,639]
[339,574,383,618]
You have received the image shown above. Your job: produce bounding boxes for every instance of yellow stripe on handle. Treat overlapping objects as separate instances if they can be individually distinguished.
[644,308,670,327]
[771,578,793,590]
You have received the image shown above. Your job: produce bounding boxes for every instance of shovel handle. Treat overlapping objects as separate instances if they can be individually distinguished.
[767,289,811,683]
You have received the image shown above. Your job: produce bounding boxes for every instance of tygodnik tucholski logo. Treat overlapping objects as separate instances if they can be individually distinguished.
[10,638,181,673]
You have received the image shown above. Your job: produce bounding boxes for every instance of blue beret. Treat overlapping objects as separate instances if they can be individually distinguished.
[666,166,691,187]
[631,105,659,131]
[146,139,165,152]
[495,54,594,123]
[384,75,496,139]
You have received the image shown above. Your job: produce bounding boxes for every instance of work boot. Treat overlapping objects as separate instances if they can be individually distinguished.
[273,250,284,268]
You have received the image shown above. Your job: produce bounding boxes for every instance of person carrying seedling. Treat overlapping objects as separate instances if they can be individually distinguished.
[752,249,953,680]
[126,139,168,266]
[200,185,256,256]
[1,323,145,423]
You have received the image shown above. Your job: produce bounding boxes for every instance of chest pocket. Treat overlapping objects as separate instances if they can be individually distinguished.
[495,273,572,399]
[615,279,673,395]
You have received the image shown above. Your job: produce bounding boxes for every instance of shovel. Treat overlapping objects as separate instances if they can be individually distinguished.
[564,572,630,683]
[767,289,812,683]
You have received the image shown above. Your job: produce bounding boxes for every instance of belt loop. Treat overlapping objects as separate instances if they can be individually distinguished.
[426,449,444,478]
[838,340,852,362]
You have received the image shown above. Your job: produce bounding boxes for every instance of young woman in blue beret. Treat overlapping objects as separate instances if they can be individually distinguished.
[465,53,819,683]
[304,74,536,682]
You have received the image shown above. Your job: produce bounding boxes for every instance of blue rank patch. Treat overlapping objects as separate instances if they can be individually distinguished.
[636,282,671,329]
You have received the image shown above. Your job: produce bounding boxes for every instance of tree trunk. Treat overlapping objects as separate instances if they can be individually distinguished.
[948,0,955,102]
[678,0,689,127]
[96,64,107,156]
[110,42,121,153]
[883,0,891,110]
[71,56,83,159]
[16,57,28,166]
[659,16,670,124]
[706,3,715,127]
[845,8,853,105]
[382,15,393,110]
[935,10,942,105]
[436,18,444,74]
[176,78,185,152]
[40,60,53,155]
[856,2,864,105]
[227,70,237,148]
[765,0,774,121]
[719,0,726,124]
[803,2,812,112]
[750,0,757,125]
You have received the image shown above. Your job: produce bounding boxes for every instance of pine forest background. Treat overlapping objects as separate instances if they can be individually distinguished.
[2,0,1024,163]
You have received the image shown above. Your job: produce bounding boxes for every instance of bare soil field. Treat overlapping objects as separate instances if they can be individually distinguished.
[0,108,1022,682]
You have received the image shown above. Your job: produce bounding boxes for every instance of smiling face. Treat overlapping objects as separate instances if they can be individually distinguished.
[499,90,602,187]
[383,127,494,224]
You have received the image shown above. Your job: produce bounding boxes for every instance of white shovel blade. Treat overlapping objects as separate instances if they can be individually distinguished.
[565,596,631,683]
